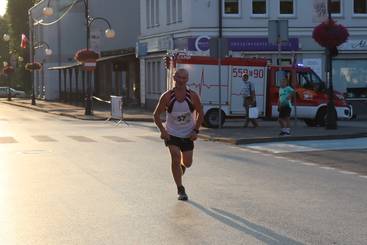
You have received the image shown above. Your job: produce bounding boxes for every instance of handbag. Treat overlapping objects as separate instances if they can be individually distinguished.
[249,107,259,119]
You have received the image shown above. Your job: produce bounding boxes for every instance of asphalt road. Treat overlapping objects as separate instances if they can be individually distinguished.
[1,103,367,245]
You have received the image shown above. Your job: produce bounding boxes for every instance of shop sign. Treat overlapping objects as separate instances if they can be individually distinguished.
[228,38,299,51]
[188,37,299,52]
[339,40,367,51]
[188,36,210,52]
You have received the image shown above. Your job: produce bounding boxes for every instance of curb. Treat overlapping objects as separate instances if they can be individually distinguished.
[199,132,367,145]
[3,101,154,122]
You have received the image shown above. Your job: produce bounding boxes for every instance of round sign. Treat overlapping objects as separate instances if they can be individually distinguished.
[195,36,210,52]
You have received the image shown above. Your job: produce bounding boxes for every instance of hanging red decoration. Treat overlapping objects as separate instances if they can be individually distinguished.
[3,65,14,75]
[312,19,349,48]
[25,62,43,71]
[74,49,99,63]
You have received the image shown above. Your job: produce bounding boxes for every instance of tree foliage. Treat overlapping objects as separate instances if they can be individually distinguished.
[1,0,40,90]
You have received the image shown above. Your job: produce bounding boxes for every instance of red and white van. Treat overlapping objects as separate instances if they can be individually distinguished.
[167,55,352,128]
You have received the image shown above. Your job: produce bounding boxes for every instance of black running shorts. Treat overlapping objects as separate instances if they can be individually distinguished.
[278,105,292,119]
[165,135,194,152]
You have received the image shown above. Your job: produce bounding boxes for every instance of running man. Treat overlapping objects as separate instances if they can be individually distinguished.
[153,68,204,201]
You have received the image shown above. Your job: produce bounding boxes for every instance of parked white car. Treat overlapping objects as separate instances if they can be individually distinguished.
[0,87,27,98]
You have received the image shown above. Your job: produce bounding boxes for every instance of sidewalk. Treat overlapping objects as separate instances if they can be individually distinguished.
[3,98,367,145]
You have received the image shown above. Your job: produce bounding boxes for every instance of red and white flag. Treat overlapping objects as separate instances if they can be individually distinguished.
[20,34,28,49]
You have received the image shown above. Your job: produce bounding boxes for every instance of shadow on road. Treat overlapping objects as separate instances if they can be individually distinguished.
[189,201,304,245]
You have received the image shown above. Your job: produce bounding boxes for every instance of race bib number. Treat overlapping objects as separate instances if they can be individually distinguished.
[174,112,192,125]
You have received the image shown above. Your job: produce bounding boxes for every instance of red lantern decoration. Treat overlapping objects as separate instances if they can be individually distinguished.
[25,62,43,71]
[312,19,349,48]
[74,49,99,63]
[3,65,14,75]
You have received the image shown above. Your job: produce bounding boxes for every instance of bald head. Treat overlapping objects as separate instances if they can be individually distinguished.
[175,68,188,78]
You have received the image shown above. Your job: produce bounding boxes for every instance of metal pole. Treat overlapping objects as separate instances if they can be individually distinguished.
[84,0,93,115]
[29,15,36,105]
[325,0,337,129]
[218,0,222,128]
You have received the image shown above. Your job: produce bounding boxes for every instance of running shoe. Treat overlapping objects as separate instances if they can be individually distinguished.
[177,186,188,201]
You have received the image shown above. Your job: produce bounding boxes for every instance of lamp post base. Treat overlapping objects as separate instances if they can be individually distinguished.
[31,96,36,105]
[85,96,93,116]
[325,101,337,130]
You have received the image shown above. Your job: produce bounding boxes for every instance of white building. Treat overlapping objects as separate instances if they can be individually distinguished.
[29,0,140,105]
[139,0,367,117]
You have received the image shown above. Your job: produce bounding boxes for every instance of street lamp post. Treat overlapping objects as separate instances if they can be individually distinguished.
[325,0,337,129]
[43,0,115,115]
[3,34,12,101]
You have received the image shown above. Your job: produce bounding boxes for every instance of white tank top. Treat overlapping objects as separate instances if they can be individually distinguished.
[166,92,196,138]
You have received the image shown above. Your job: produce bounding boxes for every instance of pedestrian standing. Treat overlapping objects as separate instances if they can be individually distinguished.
[241,73,258,128]
[278,78,295,136]
[153,68,204,201]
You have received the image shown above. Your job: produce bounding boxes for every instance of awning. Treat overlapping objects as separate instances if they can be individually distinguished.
[48,63,82,70]
[97,52,135,63]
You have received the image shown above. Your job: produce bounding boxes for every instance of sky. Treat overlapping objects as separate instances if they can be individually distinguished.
[0,0,7,16]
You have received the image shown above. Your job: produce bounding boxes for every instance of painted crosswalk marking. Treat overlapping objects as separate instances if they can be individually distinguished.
[0,137,17,144]
[102,136,132,142]
[68,136,96,142]
[32,135,57,142]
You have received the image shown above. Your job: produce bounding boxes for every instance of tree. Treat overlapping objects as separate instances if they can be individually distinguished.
[4,0,39,91]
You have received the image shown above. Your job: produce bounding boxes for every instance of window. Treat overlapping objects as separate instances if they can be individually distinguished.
[252,0,267,16]
[146,59,166,96]
[276,70,291,87]
[279,0,295,16]
[353,0,367,15]
[146,0,159,28]
[167,0,183,24]
[298,72,325,91]
[224,0,240,16]
[333,59,367,98]
[330,0,341,15]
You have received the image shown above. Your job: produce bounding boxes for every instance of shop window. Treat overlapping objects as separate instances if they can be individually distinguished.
[252,0,267,16]
[224,0,240,16]
[333,59,367,99]
[279,0,295,16]
[353,0,367,14]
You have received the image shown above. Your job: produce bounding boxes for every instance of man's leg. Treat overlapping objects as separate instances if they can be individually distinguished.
[244,105,250,127]
[181,150,193,168]
[168,145,182,187]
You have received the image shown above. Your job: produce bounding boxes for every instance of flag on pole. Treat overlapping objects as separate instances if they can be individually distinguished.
[313,0,328,23]
[20,34,28,49]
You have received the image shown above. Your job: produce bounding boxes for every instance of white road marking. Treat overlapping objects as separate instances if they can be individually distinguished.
[359,175,367,179]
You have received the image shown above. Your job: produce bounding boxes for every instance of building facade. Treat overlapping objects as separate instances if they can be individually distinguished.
[139,0,367,117]
[29,0,140,105]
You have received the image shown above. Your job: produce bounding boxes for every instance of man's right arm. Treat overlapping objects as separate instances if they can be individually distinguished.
[153,92,169,139]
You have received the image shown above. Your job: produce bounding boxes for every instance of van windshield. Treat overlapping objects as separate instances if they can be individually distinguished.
[298,71,325,92]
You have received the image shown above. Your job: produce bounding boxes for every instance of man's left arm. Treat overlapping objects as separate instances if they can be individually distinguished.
[192,92,204,137]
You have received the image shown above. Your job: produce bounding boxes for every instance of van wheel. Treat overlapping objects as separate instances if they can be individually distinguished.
[304,119,317,127]
[204,109,225,128]
[316,107,327,126]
